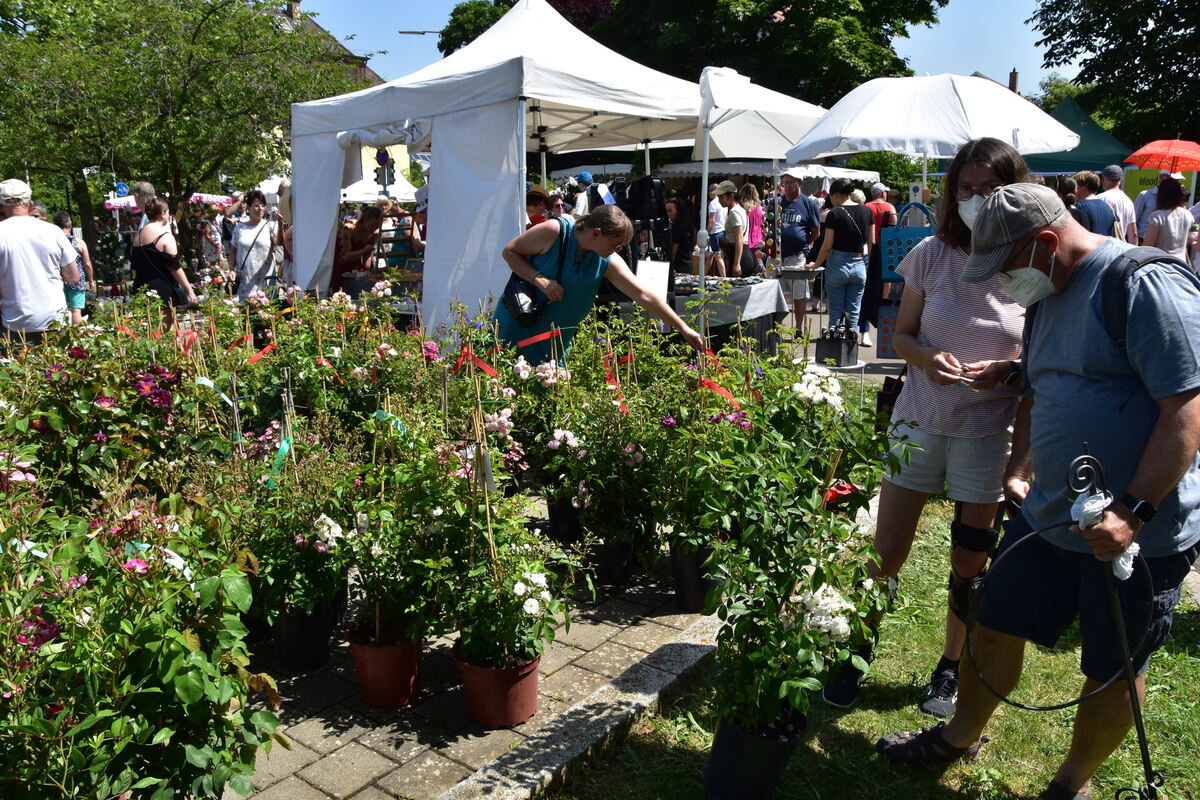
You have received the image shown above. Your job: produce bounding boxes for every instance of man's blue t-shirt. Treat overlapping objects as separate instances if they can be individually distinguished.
[1076,198,1117,238]
[1023,239,1200,557]
[778,194,821,258]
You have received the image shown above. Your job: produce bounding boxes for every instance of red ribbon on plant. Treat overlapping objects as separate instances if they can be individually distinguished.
[452,343,498,377]
[602,351,629,415]
[823,481,859,506]
[617,353,635,366]
[515,329,561,349]
[225,333,251,353]
[176,329,199,355]
[247,341,276,364]
[316,356,345,384]
[699,378,740,409]
[743,370,763,402]
[115,325,137,339]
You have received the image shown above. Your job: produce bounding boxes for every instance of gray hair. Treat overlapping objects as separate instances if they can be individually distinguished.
[132,180,156,198]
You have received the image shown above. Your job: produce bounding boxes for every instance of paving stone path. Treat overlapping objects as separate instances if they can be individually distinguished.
[228,571,703,800]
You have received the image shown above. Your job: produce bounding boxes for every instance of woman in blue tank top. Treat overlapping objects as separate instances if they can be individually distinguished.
[494,205,704,365]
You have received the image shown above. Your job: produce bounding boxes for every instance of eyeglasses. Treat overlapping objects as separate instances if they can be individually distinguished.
[954,182,1002,201]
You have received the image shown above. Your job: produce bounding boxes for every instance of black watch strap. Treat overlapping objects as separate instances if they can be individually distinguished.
[1002,360,1022,385]
[1118,493,1156,524]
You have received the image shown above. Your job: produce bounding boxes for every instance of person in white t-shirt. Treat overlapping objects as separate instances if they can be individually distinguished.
[1143,177,1192,261]
[706,183,728,276]
[1098,164,1137,242]
[715,180,756,277]
[0,179,79,341]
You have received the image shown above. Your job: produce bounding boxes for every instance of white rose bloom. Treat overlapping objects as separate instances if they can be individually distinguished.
[522,598,541,615]
[431,507,444,517]
[513,581,528,597]
[527,572,547,588]
[540,590,551,602]
[314,514,343,542]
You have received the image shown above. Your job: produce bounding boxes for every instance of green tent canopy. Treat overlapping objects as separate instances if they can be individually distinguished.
[1023,97,1132,174]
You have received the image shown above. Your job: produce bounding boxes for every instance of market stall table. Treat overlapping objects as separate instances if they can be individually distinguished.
[630,277,788,354]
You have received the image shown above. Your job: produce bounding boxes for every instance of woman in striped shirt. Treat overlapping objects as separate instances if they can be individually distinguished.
[822,138,1028,720]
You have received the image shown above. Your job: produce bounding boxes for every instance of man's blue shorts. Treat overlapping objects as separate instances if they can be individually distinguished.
[974,511,1198,681]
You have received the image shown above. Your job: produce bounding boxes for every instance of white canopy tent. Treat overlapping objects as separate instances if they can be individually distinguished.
[785,73,1081,181]
[691,66,827,278]
[656,161,878,182]
[340,174,418,204]
[291,0,701,325]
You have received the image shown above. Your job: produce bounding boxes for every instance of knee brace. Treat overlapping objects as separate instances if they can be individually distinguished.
[947,567,986,624]
[950,518,1000,555]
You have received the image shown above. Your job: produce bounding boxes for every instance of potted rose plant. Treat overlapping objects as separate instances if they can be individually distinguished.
[250,434,357,671]
[702,355,891,800]
[451,492,575,728]
[343,415,461,708]
[0,469,282,799]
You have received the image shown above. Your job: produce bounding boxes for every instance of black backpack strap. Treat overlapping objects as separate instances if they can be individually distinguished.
[1099,246,1192,352]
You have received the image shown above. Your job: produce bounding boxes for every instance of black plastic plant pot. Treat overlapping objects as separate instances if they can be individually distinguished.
[275,604,333,672]
[704,710,808,800]
[546,496,583,546]
[668,543,720,613]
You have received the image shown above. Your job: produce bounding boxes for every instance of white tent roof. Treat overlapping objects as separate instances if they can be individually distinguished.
[292,0,700,151]
[786,73,1081,162]
[656,161,879,182]
[341,174,418,203]
[693,67,826,160]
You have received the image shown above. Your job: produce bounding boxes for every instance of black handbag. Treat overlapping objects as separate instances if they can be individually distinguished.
[502,218,568,327]
[875,366,905,433]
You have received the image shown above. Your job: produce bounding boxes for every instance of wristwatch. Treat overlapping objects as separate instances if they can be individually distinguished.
[1001,360,1022,385]
[1117,493,1156,524]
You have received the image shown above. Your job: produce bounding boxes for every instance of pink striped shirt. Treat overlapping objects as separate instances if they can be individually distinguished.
[892,237,1025,438]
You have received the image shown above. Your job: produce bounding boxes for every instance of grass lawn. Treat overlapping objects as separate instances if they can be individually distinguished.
[548,501,1200,800]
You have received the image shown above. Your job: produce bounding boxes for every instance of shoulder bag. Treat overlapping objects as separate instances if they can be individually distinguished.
[502,218,569,327]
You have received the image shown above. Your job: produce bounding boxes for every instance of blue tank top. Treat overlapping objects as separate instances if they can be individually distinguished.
[493,217,611,365]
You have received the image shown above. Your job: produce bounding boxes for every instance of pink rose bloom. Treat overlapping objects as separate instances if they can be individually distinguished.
[121,558,149,574]
[94,396,116,409]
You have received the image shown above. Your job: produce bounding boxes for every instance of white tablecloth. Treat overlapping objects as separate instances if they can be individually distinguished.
[673,280,788,327]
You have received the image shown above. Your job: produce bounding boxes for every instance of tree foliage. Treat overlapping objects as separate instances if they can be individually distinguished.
[1029,0,1200,144]
[0,0,366,253]
[438,0,946,110]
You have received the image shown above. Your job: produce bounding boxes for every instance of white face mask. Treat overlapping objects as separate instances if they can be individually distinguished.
[999,240,1056,307]
[958,194,985,231]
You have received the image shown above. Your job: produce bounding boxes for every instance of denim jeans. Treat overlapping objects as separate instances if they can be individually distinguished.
[825,249,867,329]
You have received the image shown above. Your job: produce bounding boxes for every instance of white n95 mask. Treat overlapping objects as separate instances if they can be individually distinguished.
[958,194,985,231]
[998,241,1055,307]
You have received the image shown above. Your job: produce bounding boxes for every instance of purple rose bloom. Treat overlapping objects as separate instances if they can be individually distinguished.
[148,389,173,409]
[661,417,678,427]
[93,433,108,443]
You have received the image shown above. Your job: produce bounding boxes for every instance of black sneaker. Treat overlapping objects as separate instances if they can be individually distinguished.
[918,667,959,719]
[821,644,873,708]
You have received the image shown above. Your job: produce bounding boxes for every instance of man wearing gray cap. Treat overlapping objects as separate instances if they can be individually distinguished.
[876,183,1200,799]
[0,179,79,342]
[1098,164,1137,243]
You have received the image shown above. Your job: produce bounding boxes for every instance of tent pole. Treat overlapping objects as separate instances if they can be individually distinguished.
[643,139,655,251]
[699,126,711,283]
[540,150,548,189]
[518,97,528,232]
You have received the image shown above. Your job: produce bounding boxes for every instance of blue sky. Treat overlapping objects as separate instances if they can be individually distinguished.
[304,0,1078,93]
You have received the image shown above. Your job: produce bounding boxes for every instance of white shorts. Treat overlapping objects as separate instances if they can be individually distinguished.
[887,422,1012,504]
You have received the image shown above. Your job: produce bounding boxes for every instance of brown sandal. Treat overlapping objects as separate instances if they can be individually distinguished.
[875,721,988,765]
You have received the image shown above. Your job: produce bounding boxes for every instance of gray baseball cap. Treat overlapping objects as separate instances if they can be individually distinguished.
[1100,164,1125,181]
[962,183,1066,283]
[0,178,32,206]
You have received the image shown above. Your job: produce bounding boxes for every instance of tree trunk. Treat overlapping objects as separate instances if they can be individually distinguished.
[71,173,100,259]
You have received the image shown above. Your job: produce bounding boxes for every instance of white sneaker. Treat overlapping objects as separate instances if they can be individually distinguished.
[860,333,873,347]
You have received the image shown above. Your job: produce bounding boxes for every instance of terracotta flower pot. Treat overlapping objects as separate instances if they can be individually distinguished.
[351,639,422,708]
[453,647,540,729]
